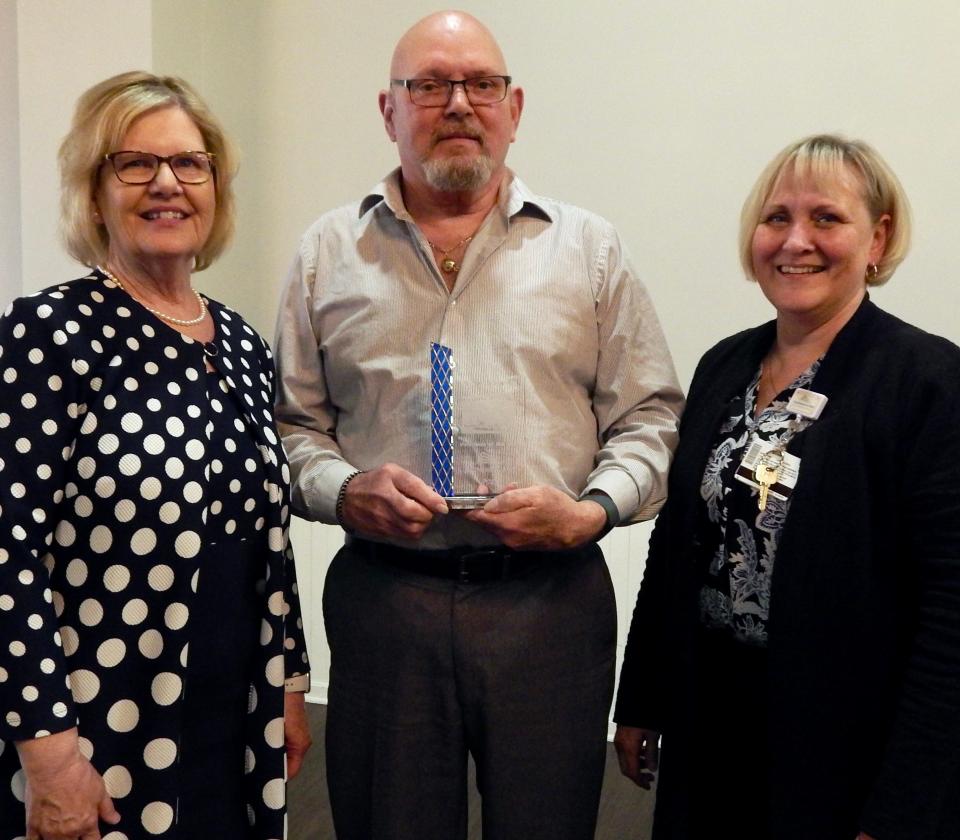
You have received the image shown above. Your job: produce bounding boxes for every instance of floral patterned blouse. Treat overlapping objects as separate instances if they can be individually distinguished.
[696,360,821,646]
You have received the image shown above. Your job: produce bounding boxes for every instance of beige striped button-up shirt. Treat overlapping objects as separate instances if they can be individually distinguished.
[274,170,684,548]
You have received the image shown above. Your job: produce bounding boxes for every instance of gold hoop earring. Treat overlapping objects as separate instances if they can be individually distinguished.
[866,263,879,282]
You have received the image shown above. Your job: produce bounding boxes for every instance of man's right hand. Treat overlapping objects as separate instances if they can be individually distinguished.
[613,725,660,790]
[340,463,448,541]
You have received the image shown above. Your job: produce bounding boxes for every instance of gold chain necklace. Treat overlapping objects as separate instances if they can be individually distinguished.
[98,265,207,326]
[427,234,474,274]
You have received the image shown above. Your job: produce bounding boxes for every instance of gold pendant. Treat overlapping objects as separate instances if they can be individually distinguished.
[441,258,459,273]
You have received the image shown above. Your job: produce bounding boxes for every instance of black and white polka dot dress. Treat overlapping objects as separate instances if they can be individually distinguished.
[0,271,310,840]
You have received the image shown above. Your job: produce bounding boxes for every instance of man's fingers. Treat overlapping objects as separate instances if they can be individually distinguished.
[392,469,448,514]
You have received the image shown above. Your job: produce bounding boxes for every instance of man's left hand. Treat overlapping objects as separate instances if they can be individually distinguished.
[463,485,607,550]
[284,692,312,781]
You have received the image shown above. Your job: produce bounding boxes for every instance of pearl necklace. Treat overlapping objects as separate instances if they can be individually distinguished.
[98,265,207,326]
[427,234,474,274]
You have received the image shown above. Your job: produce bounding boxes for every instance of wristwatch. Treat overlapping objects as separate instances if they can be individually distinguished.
[581,490,620,541]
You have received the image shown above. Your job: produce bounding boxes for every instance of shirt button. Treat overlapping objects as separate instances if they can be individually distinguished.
[450,299,457,306]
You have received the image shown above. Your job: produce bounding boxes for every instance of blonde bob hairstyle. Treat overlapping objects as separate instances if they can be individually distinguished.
[59,71,237,272]
[739,134,911,287]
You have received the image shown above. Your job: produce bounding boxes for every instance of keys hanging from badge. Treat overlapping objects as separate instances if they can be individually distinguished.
[736,438,799,511]
[754,457,781,511]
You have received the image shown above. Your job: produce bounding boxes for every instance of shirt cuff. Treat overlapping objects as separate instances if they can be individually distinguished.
[582,470,641,522]
[305,459,361,524]
[284,673,310,693]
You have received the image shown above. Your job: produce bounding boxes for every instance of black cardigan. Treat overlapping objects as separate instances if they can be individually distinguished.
[616,299,960,840]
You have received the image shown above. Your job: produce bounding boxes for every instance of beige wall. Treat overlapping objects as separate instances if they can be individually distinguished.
[6,0,960,712]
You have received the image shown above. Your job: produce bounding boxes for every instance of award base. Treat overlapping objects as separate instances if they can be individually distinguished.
[443,494,496,510]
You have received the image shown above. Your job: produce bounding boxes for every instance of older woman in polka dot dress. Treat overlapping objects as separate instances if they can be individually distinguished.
[0,72,311,840]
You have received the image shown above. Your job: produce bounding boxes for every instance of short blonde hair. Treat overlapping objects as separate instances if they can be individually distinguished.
[739,134,911,286]
[59,71,237,272]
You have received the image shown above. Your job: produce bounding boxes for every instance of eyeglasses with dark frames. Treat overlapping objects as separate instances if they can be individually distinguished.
[391,76,512,107]
[103,151,216,185]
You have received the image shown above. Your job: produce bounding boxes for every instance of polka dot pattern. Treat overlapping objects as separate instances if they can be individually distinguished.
[0,273,307,837]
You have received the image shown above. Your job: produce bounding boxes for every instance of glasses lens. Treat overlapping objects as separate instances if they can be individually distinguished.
[465,77,507,104]
[111,152,158,184]
[170,153,213,184]
[408,79,450,106]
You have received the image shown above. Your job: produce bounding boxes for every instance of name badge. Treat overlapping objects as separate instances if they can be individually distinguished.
[786,388,828,420]
[734,437,801,503]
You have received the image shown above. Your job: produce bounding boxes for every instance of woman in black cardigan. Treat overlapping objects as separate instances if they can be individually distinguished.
[614,135,960,840]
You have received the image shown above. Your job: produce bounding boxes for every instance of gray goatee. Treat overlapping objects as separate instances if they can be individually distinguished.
[423,155,496,192]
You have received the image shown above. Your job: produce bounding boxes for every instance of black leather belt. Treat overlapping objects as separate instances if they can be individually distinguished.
[346,537,562,583]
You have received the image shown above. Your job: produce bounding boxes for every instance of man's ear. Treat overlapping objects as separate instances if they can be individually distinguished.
[379,89,398,142]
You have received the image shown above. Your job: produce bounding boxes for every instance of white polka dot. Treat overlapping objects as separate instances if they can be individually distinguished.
[158,502,180,524]
[129,527,156,555]
[184,439,205,460]
[98,433,119,454]
[175,531,201,558]
[52,701,69,718]
[90,525,113,553]
[165,417,185,437]
[139,476,162,500]
[138,629,163,659]
[61,625,79,655]
[141,801,174,834]
[103,765,133,798]
[144,738,177,770]
[79,598,104,626]
[121,413,143,433]
[27,613,43,630]
[147,565,175,591]
[264,717,284,748]
[263,778,284,809]
[183,481,202,503]
[267,592,284,617]
[22,685,39,701]
[150,672,182,706]
[95,476,117,498]
[143,434,165,455]
[118,453,142,476]
[40,657,56,674]
[80,413,98,436]
[107,699,139,733]
[103,565,131,592]
[69,668,100,703]
[122,598,148,625]
[97,638,127,667]
[73,495,94,518]
[66,558,88,586]
[265,655,284,687]
[55,520,77,547]
[9,640,26,656]
[164,603,189,631]
[11,768,25,801]
[165,457,184,479]
[268,528,285,552]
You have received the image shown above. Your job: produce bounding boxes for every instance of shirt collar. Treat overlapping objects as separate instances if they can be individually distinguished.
[358,167,553,224]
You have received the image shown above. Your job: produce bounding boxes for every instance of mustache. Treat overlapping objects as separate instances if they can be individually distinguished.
[431,121,484,145]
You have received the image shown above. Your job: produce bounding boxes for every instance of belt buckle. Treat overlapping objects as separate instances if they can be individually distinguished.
[456,548,505,583]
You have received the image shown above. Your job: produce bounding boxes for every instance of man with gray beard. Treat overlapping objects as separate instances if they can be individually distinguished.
[274,10,683,839]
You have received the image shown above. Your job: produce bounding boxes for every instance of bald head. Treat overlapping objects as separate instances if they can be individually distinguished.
[390,11,508,80]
